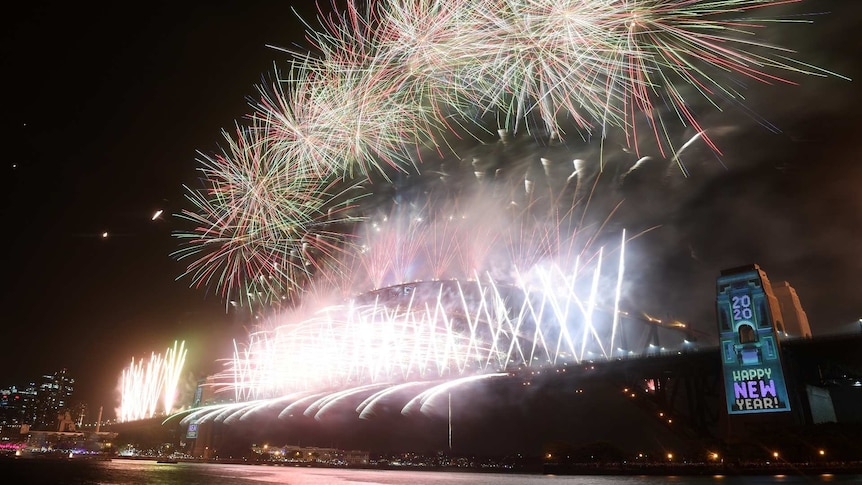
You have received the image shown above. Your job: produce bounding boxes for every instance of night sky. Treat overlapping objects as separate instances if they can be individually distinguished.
[3,1,862,421]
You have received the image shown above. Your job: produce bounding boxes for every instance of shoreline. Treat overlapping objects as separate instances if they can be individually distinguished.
[542,462,862,476]
[108,456,862,477]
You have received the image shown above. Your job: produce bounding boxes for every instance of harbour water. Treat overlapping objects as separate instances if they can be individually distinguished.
[1,460,861,485]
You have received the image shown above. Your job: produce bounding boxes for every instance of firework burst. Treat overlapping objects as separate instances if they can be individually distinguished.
[174,122,364,306]
[456,0,847,154]
[253,60,429,180]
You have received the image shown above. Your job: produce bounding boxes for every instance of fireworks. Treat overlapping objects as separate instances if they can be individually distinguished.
[118,341,188,422]
[228,253,629,398]
[172,0,840,421]
[455,0,847,154]
[203,194,640,419]
[177,0,839,303]
[295,0,845,152]
[173,122,364,306]
[252,59,430,179]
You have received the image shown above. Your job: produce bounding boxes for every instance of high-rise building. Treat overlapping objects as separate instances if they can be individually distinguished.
[0,384,38,428]
[772,281,812,339]
[33,369,75,430]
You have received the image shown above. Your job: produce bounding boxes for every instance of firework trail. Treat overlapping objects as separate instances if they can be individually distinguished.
[118,341,188,422]
[162,341,188,416]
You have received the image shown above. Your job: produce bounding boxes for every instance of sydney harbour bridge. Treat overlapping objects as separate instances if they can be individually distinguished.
[147,268,862,460]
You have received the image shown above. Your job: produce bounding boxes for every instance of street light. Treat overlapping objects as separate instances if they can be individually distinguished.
[772,451,779,459]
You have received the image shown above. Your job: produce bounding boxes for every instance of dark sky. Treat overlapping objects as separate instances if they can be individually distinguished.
[3,2,324,415]
[3,1,862,420]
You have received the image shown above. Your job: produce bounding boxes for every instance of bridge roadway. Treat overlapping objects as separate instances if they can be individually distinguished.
[110,333,862,458]
[515,332,862,454]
